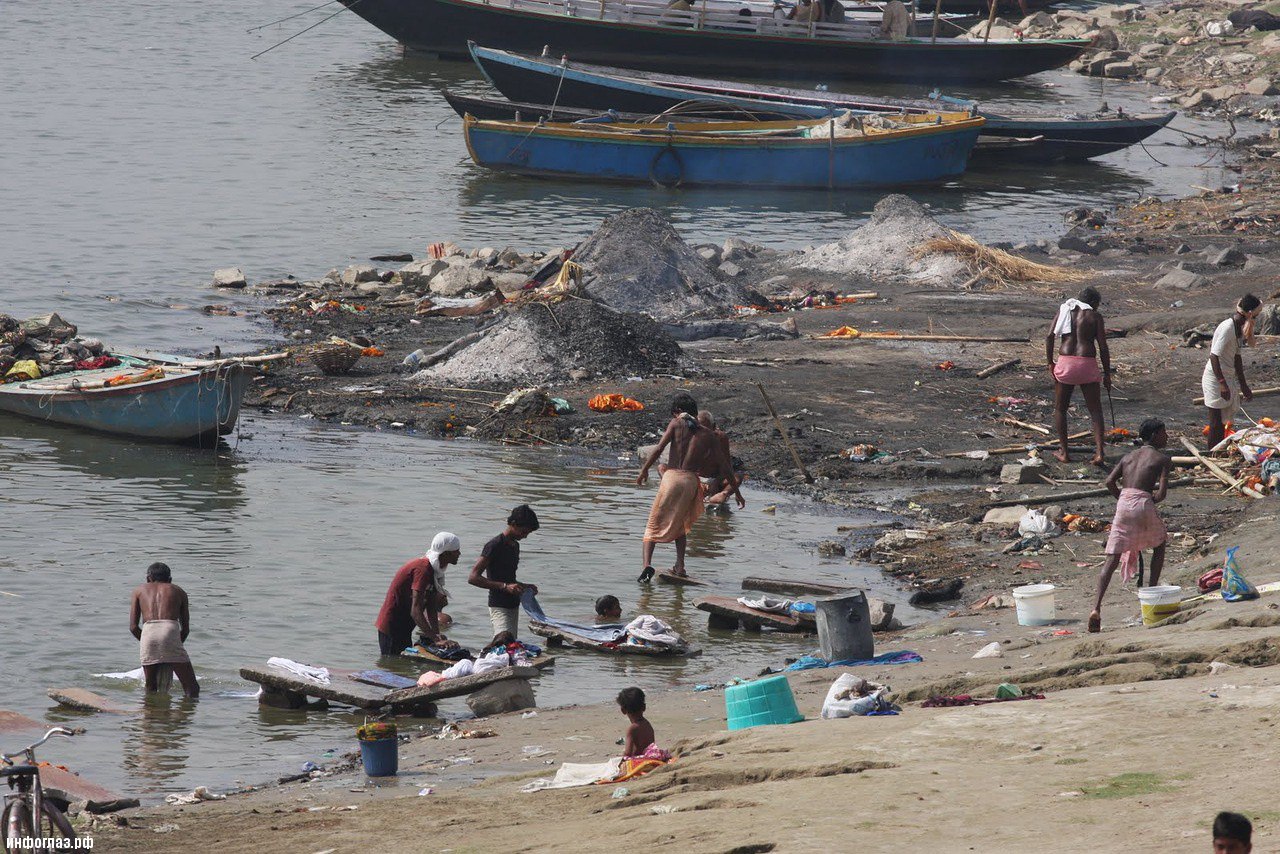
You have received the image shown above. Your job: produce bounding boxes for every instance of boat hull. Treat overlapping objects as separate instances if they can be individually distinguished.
[0,364,250,444]
[463,116,981,188]
[339,0,1087,83]
[979,112,1177,162]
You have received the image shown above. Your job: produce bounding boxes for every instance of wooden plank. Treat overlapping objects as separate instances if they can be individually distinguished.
[528,621,700,657]
[656,569,709,586]
[741,577,850,597]
[38,765,139,814]
[0,709,45,734]
[987,477,1195,508]
[695,595,809,632]
[383,665,539,706]
[47,688,133,715]
[239,666,393,710]
[1179,437,1265,499]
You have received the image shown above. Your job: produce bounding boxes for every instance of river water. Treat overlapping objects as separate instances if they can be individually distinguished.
[0,0,1238,799]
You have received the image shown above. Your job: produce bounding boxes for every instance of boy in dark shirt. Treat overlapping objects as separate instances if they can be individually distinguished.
[469,505,540,639]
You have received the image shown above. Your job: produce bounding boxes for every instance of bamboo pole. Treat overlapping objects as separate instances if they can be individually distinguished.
[930,0,943,42]
[755,382,813,484]
[1191,385,1280,405]
[943,430,1090,457]
[988,477,1195,508]
[1179,437,1264,499]
[982,0,999,42]
[816,333,1029,343]
[1000,416,1051,435]
[976,358,1021,379]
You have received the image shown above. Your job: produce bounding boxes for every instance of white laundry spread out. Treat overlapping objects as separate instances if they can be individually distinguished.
[266,657,330,685]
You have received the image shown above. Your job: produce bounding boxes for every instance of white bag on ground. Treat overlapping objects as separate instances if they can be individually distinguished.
[821,673,889,718]
[1017,509,1059,538]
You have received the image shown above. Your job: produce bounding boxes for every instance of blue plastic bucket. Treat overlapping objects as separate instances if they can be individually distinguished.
[360,737,398,776]
[725,675,804,731]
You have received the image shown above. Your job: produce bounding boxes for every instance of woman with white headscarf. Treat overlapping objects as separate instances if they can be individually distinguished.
[374,532,462,656]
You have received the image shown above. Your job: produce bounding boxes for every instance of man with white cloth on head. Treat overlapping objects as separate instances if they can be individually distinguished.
[1203,294,1263,450]
[375,532,462,656]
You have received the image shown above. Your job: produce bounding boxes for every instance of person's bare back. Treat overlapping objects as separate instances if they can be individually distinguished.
[1058,306,1101,358]
[1108,445,1171,497]
[131,581,188,624]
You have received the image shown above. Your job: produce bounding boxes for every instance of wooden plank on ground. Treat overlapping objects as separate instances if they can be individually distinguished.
[694,595,808,632]
[0,709,46,734]
[656,570,709,586]
[382,665,539,706]
[527,621,699,657]
[47,688,133,715]
[38,765,139,814]
[239,666,392,710]
[741,577,850,597]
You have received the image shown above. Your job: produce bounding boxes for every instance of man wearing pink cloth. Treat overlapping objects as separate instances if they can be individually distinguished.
[1089,419,1172,633]
[1045,287,1112,467]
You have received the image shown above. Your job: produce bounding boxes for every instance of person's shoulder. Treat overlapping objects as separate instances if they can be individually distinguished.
[482,534,506,551]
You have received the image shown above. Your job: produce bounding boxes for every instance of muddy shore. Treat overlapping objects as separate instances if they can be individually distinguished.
[89,6,1280,845]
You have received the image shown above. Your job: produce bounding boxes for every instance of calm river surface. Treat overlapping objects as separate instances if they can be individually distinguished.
[0,0,1238,799]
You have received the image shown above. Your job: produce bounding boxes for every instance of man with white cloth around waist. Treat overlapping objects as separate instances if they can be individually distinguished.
[1088,419,1172,634]
[129,562,198,697]
[1203,294,1263,450]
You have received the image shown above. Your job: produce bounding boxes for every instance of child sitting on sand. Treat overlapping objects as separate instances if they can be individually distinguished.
[617,687,656,757]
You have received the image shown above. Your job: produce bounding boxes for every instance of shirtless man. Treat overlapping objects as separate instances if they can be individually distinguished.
[1046,287,1111,466]
[637,393,745,581]
[1088,418,1172,633]
[129,562,198,697]
[696,411,744,505]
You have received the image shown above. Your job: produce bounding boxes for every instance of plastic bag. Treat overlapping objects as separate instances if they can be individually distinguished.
[821,673,889,718]
[1017,509,1059,538]
[1221,546,1259,602]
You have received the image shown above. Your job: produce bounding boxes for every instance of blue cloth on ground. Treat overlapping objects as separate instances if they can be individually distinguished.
[784,651,923,671]
[521,589,626,643]
[349,669,417,690]
[790,602,816,615]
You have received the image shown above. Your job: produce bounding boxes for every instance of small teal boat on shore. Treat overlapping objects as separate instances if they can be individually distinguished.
[462,111,983,189]
[0,354,276,444]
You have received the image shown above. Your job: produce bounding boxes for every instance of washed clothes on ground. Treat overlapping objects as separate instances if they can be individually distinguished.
[139,620,190,665]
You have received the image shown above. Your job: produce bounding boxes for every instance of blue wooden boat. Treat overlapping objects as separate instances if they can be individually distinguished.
[0,354,267,444]
[470,44,1177,162]
[462,112,983,188]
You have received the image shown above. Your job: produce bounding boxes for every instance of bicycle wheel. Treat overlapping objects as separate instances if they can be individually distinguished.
[38,801,75,841]
[3,801,34,853]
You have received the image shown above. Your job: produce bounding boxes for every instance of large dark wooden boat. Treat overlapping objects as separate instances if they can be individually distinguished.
[337,0,1088,83]
[467,44,1178,162]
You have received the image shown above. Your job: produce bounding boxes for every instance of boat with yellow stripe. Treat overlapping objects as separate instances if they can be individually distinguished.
[462,110,983,189]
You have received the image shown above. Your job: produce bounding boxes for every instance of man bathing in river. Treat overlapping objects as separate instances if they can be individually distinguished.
[469,505,540,639]
[696,411,745,506]
[637,394,744,581]
[375,532,461,656]
[129,562,198,697]
[1203,294,1263,450]
[1046,286,1111,466]
[1088,418,1172,633]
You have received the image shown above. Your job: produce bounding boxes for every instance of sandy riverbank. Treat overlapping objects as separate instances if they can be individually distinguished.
[93,505,1280,852]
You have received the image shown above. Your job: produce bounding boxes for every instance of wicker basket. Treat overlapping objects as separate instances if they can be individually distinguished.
[307,343,362,376]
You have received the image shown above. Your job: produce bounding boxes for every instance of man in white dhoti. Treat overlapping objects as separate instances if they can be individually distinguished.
[129,562,198,697]
[1203,294,1263,449]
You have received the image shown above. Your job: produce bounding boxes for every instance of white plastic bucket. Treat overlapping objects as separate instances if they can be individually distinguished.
[1012,584,1056,626]
[1137,585,1182,626]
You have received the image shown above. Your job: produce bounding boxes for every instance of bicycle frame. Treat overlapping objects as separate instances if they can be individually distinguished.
[2,727,79,846]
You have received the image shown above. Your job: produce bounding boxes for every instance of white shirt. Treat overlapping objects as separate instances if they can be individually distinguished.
[1203,317,1240,380]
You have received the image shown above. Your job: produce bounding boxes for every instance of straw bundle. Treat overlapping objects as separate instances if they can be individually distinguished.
[916,230,1085,285]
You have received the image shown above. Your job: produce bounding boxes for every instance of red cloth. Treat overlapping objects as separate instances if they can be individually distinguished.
[374,558,435,637]
[74,356,120,371]
[1052,355,1102,386]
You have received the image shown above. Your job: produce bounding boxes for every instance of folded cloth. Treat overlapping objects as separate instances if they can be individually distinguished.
[441,659,474,679]
[416,671,448,688]
[266,656,329,685]
[643,469,706,543]
[139,620,191,666]
[521,759,623,793]
[738,595,795,614]
[623,615,684,647]
[1105,487,1167,583]
[1052,298,1092,336]
[1052,354,1102,386]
